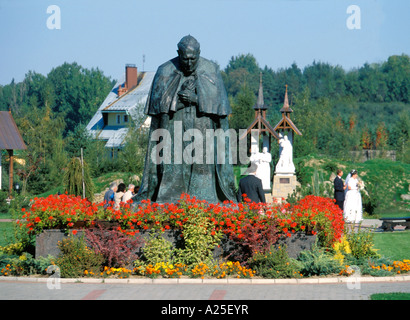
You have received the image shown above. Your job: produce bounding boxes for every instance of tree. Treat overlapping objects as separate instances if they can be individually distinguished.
[65,123,93,159]
[228,85,256,132]
[117,122,149,176]
[46,62,113,134]
[391,111,410,163]
[15,104,66,194]
[222,54,260,97]
[291,87,334,157]
[64,157,94,201]
[361,125,373,150]
[375,122,389,150]
[382,54,410,103]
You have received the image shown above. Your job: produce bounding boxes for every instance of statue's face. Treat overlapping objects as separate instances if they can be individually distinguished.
[178,47,200,75]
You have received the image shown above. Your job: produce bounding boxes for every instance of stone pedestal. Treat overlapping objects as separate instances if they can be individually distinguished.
[272,174,298,201]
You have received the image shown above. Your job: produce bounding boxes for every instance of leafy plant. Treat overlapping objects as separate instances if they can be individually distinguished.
[85,224,144,268]
[142,231,174,265]
[227,221,280,264]
[56,236,104,278]
[298,244,342,276]
[174,213,223,265]
[248,245,302,278]
[344,226,379,259]
[64,157,94,202]
[0,252,54,276]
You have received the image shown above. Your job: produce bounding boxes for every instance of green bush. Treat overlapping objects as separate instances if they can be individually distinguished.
[0,190,9,214]
[248,245,302,279]
[56,236,104,278]
[64,157,94,202]
[361,256,395,277]
[174,213,223,265]
[1,194,36,254]
[0,252,54,276]
[345,227,379,259]
[142,232,174,265]
[298,245,343,276]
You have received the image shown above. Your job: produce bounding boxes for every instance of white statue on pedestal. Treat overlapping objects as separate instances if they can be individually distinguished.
[250,147,272,190]
[275,133,295,175]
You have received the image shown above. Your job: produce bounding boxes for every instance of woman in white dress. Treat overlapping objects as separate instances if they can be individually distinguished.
[343,170,363,224]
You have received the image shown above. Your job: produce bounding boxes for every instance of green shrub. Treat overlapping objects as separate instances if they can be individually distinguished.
[64,157,94,201]
[248,245,302,279]
[0,190,9,214]
[142,231,174,265]
[361,256,395,277]
[56,236,104,278]
[345,226,379,259]
[174,213,223,265]
[298,245,343,276]
[0,252,54,276]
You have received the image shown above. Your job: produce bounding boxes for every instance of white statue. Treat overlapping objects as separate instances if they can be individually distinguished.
[275,134,295,174]
[257,147,272,190]
[249,147,272,190]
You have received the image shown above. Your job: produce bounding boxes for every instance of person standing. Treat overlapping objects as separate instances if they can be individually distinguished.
[237,163,266,203]
[334,169,346,211]
[103,182,117,209]
[343,170,363,224]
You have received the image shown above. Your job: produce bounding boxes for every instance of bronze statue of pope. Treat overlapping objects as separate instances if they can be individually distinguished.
[134,35,237,204]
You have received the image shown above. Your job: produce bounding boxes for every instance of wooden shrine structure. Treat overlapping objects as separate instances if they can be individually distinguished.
[239,73,280,152]
[272,84,302,143]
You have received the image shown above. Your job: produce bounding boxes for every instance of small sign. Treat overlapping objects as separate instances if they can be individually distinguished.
[280,178,290,184]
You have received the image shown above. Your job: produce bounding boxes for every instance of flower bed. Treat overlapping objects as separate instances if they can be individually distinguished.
[7,192,360,279]
[19,193,345,263]
[19,193,344,247]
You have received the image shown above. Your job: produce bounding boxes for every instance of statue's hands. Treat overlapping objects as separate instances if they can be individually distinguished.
[178,90,198,105]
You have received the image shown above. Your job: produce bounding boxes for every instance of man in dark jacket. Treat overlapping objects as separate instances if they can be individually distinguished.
[237,163,266,203]
[334,169,346,210]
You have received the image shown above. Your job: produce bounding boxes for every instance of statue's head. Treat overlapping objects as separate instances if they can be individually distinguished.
[177,35,200,75]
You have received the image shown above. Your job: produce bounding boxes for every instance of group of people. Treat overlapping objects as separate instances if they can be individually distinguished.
[100,169,362,224]
[334,169,363,224]
[103,182,139,210]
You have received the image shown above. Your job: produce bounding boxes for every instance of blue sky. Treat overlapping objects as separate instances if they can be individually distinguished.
[0,0,409,85]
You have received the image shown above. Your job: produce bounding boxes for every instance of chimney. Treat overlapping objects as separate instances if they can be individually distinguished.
[125,64,138,91]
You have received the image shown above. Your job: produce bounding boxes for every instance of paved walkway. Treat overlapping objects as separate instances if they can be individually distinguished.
[1,275,410,300]
[2,218,409,301]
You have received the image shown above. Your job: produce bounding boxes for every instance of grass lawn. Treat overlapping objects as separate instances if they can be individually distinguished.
[372,231,410,261]
[371,292,410,300]
[375,207,410,219]
[0,222,15,247]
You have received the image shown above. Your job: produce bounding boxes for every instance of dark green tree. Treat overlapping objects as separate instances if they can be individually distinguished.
[228,85,256,132]
[46,62,113,134]
[222,53,260,97]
